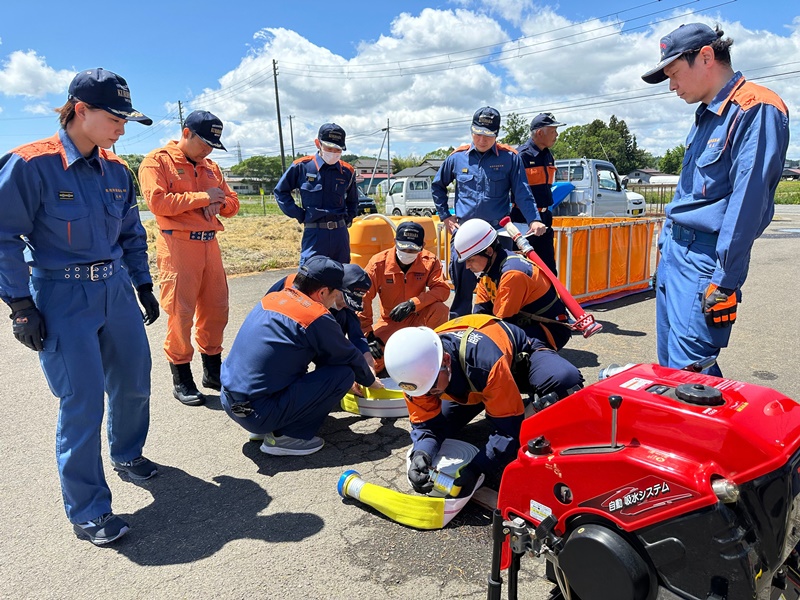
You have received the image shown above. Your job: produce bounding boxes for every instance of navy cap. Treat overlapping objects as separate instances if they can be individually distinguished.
[395,222,425,252]
[471,107,501,137]
[298,256,346,292]
[318,123,347,150]
[184,110,226,151]
[342,263,371,312]
[642,23,720,84]
[68,68,152,125]
[530,112,566,131]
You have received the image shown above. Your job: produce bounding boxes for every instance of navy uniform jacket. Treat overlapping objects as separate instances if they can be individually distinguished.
[431,142,539,228]
[512,139,555,223]
[274,153,358,225]
[0,129,151,302]
[267,274,369,355]
[221,288,375,400]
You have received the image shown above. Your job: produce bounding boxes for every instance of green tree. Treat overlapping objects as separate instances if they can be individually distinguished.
[392,154,422,173]
[230,155,285,190]
[659,144,685,174]
[500,112,528,146]
[120,154,145,196]
[551,116,657,174]
[423,147,455,160]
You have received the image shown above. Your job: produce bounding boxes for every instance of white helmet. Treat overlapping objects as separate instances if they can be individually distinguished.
[384,327,443,397]
[453,219,497,262]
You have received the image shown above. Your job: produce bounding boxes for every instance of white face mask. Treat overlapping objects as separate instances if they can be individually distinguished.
[320,150,340,165]
[395,249,419,265]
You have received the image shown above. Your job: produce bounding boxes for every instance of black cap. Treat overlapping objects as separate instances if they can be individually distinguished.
[298,256,346,291]
[530,112,566,131]
[318,123,347,150]
[342,263,371,312]
[184,110,226,150]
[471,107,500,137]
[642,23,720,84]
[68,68,152,125]
[395,222,425,251]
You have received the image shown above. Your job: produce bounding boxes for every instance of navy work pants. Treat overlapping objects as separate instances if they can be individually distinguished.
[221,365,354,440]
[31,270,151,524]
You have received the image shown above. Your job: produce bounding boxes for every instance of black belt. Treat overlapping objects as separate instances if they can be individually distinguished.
[31,259,121,282]
[304,219,346,230]
[671,223,718,246]
[162,229,216,241]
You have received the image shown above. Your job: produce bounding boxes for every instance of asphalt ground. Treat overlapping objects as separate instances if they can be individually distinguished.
[1,207,798,600]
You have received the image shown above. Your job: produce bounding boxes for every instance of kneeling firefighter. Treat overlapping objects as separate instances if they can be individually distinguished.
[383,316,583,497]
[453,218,571,351]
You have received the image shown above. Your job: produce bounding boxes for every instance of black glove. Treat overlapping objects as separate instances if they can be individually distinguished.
[452,463,481,499]
[366,331,385,360]
[136,284,160,326]
[408,451,433,494]
[702,284,737,328]
[389,300,416,322]
[9,297,46,351]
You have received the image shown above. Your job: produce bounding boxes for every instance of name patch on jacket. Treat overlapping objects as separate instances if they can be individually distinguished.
[385,276,394,284]
[58,191,74,201]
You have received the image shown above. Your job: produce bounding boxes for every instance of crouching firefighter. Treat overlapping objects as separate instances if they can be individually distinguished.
[453,218,571,351]
[383,315,583,497]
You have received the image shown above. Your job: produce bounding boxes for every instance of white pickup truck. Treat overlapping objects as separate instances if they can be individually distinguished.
[553,159,647,218]
[385,176,438,217]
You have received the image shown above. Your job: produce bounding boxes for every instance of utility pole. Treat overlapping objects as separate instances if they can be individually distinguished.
[385,118,392,195]
[288,115,296,159]
[178,100,185,129]
[236,141,243,164]
[272,59,287,171]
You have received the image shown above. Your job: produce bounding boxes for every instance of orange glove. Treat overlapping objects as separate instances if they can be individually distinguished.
[702,284,737,328]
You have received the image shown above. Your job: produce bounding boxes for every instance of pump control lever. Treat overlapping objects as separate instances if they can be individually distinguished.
[609,395,623,449]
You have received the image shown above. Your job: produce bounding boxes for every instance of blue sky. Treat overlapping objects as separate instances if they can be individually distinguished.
[1,0,798,167]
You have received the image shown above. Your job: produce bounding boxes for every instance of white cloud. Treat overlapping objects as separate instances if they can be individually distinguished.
[23,102,50,115]
[186,6,800,166]
[0,50,74,98]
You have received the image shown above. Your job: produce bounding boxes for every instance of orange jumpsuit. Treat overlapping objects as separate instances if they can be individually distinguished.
[138,141,240,364]
[360,248,450,343]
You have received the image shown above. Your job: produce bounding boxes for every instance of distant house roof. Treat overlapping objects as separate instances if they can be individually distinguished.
[628,168,664,176]
[352,158,390,170]
[421,159,444,169]
[393,165,439,178]
[783,168,800,177]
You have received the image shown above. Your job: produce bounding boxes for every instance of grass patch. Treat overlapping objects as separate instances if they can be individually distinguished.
[776,180,800,204]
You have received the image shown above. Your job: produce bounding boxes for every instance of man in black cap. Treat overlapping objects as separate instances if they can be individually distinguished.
[641,23,789,376]
[513,112,567,275]
[220,256,382,456]
[432,107,545,317]
[139,110,240,407]
[0,67,159,545]
[274,123,358,266]
[359,222,450,373]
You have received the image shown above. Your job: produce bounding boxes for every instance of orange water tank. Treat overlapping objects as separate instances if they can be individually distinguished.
[350,215,443,267]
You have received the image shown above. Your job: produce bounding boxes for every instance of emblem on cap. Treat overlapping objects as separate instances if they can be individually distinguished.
[399,382,418,391]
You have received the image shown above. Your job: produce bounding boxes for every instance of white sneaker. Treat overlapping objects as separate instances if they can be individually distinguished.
[260,433,324,456]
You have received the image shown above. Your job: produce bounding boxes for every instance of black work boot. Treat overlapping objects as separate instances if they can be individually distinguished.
[169,362,204,406]
[201,353,222,391]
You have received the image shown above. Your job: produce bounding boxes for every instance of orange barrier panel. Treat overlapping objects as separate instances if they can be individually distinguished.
[351,214,663,304]
[553,216,663,303]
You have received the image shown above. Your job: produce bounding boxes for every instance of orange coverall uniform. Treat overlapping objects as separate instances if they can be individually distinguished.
[138,141,240,364]
[359,247,450,361]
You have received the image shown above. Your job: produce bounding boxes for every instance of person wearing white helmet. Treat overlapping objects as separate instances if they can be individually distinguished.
[453,219,571,350]
[384,317,582,496]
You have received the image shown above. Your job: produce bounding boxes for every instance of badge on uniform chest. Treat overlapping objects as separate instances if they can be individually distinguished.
[58,191,74,201]
[385,277,394,284]
[306,173,318,183]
